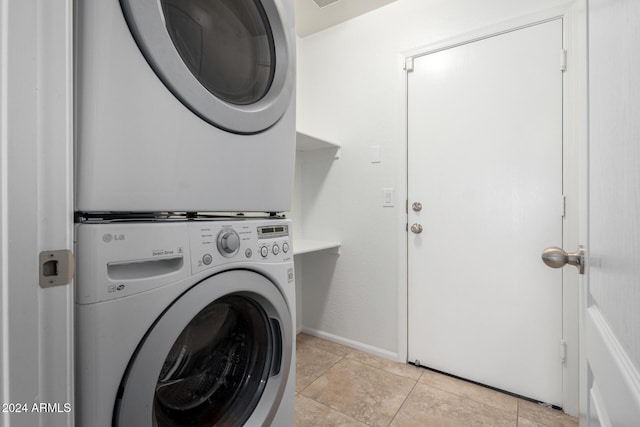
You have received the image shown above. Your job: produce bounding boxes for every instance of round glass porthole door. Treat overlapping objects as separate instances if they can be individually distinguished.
[162,0,275,106]
[154,295,273,426]
[120,0,294,134]
[114,271,293,426]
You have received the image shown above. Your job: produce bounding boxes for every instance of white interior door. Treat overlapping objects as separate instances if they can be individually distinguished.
[407,19,564,405]
[582,0,640,424]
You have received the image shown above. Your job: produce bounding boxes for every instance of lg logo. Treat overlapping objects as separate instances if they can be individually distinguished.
[108,284,126,293]
[102,233,125,243]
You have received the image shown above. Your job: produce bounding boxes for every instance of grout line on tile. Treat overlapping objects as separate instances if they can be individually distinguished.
[298,348,347,395]
[296,338,576,427]
[345,352,424,382]
[416,364,539,419]
[423,382,516,419]
[307,394,374,427]
[386,378,419,427]
[345,358,421,386]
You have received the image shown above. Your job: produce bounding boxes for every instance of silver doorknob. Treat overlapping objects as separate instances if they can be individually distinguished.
[410,223,423,234]
[412,202,423,212]
[541,246,585,274]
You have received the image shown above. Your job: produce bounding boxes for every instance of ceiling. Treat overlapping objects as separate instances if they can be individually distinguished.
[294,0,398,37]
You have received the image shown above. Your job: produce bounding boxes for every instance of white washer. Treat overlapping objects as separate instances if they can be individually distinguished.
[75,218,295,426]
[75,0,296,213]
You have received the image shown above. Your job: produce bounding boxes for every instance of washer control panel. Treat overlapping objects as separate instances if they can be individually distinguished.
[189,219,292,275]
[257,224,290,259]
[75,219,293,304]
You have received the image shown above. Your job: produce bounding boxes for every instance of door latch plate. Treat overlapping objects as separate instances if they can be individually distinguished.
[39,249,74,288]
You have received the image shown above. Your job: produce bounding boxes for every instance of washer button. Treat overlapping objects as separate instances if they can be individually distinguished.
[245,248,253,258]
[272,244,280,255]
[202,254,213,265]
[260,246,269,258]
[282,242,290,253]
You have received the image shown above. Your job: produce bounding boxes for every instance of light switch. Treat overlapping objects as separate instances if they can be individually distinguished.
[370,145,381,163]
[383,188,394,207]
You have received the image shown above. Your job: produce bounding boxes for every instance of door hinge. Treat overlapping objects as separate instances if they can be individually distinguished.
[561,194,566,218]
[560,339,567,363]
[560,49,567,71]
[39,249,74,288]
[404,57,414,72]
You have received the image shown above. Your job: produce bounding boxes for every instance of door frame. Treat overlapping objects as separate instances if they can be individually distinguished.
[0,0,74,426]
[397,3,585,415]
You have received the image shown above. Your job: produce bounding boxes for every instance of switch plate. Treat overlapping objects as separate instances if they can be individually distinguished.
[383,188,394,207]
[370,145,381,163]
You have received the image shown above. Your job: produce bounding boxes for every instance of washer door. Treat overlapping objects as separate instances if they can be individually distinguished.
[114,270,292,426]
[119,0,294,134]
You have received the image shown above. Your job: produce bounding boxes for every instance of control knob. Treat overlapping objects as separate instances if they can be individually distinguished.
[217,229,240,257]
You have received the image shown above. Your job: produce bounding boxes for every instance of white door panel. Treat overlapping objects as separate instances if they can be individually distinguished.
[408,19,564,404]
[583,0,640,424]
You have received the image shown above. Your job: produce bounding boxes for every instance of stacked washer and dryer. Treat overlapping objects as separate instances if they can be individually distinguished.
[74,0,297,426]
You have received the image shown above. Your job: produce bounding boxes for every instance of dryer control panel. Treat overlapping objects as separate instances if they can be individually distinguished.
[189,219,292,275]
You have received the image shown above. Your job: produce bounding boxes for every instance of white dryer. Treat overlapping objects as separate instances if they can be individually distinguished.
[75,0,296,213]
[75,218,295,426]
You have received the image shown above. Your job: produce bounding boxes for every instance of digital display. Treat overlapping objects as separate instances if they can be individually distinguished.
[258,225,288,239]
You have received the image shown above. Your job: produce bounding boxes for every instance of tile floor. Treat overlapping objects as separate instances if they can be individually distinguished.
[295,333,579,427]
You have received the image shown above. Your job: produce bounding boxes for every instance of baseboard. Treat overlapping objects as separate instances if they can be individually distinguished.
[300,327,400,362]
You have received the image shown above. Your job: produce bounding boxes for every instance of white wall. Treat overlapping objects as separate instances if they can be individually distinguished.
[295,0,574,358]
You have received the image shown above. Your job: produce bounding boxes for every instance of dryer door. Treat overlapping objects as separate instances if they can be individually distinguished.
[114,270,292,426]
[119,0,294,134]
